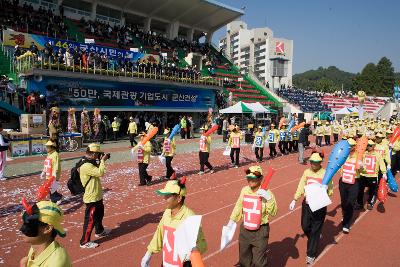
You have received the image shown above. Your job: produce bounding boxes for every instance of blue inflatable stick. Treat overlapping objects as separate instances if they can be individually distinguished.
[262,127,266,135]
[322,140,351,185]
[288,119,295,131]
[387,168,398,192]
[168,124,181,141]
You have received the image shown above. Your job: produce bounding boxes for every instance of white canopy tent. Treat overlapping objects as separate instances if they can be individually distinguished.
[219,101,276,114]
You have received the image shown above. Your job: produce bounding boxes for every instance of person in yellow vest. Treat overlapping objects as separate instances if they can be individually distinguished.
[198,126,214,175]
[332,122,341,143]
[289,152,334,265]
[79,143,111,248]
[228,126,243,168]
[388,129,400,176]
[127,116,138,147]
[253,126,266,162]
[19,201,71,267]
[356,139,387,210]
[141,178,207,267]
[323,122,332,145]
[111,117,120,141]
[222,165,277,267]
[339,138,360,233]
[268,123,280,158]
[40,140,62,204]
[162,128,176,180]
[374,132,391,167]
[315,122,324,147]
[137,132,153,186]
[292,127,300,152]
[278,123,288,155]
[287,128,294,153]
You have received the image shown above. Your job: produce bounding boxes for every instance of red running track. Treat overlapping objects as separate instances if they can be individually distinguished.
[1,142,399,266]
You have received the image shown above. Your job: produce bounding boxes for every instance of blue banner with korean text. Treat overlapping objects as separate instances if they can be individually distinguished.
[27,76,216,111]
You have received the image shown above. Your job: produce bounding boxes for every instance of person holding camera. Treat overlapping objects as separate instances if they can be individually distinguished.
[79,143,111,249]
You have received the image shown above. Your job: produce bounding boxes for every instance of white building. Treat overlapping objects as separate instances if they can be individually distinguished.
[219,21,293,89]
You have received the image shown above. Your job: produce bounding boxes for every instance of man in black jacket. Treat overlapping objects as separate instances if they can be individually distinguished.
[298,123,311,164]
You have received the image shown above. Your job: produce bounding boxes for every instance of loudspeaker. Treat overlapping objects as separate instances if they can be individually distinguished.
[298,113,305,123]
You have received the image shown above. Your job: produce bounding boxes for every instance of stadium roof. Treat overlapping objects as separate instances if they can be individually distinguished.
[89,0,244,33]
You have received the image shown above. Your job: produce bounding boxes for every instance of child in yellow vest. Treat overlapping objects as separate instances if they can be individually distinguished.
[289,152,333,264]
[41,140,62,204]
[357,139,386,210]
[141,178,207,267]
[278,123,288,155]
[222,166,277,267]
[228,126,243,168]
[253,126,265,162]
[268,123,280,158]
[127,117,138,147]
[198,126,213,175]
[324,122,332,145]
[162,128,176,180]
[137,132,153,186]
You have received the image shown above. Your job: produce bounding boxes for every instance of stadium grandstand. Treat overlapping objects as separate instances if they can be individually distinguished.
[0,0,285,125]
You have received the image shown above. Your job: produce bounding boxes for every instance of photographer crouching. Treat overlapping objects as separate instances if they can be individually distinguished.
[79,143,111,249]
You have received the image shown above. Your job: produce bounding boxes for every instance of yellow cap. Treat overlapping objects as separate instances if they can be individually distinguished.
[309,152,323,162]
[87,143,103,153]
[246,165,263,179]
[45,140,57,147]
[200,125,209,131]
[36,201,66,237]
[156,180,186,196]
[163,128,170,135]
[387,129,393,134]
[347,138,356,146]
[376,132,385,138]
[368,139,375,145]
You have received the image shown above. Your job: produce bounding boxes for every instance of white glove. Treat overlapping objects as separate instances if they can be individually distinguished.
[140,251,152,267]
[256,189,272,201]
[40,171,45,180]
[221,220,237,250]
[321,184,328,190]
[387,165,391,170]
[383,173,388,181]
[357,160,364,169]
[227,219,236,229]
[289,200,296,211]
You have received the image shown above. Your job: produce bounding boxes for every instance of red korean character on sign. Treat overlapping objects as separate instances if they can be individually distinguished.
[306,176,322,186]
[232,136,240,148]
[44,158,52,177]
[162,226,182,267]
[164,139,171,153]
[199,136,207,152]
[242,195,262,230]
[137,147,144,163]
[364,155,376,175]
[342,160,356,184]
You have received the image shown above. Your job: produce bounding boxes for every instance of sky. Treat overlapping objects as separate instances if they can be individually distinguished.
[212,0,400,74]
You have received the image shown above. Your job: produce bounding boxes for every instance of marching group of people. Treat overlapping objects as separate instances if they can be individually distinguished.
[12,114,400,266]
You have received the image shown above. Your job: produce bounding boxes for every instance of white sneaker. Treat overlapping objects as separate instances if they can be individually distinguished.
[0,177,7,181]
[235,165,239,169]
[342,227,350,233]
[95,228,111,238]
[306,256,315,265]
[198,171,204,175]
[56,197,63,206]
[80,241,99,249]
[209,169,215,174]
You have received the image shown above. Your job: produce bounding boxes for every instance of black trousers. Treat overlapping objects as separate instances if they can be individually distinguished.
[199,151,213,172]
[113,131,118,141]
[129,133,137,146]
[333,134,339,143]
[324,135,331,145]
[180,128,186,139]
[230,147,240,166]
[99,133,105,144]
[222,130,228,142]
[316,136,323,147]
[293,140,299,152]
[357,176,377,206]
[254,147,263,161]
[301,200,327,258]
[186,127,191,139]
[287,141,293,152]
[165,156,174,179]
[80,200,105,245]
[339,179,359,228]
[269,143,277,157]
[138,163,151,185]
[239,223,270,267]
[278,141,286,154]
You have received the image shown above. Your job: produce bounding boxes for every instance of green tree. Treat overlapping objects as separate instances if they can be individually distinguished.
[376,57,395,95]
[353,63,380,96]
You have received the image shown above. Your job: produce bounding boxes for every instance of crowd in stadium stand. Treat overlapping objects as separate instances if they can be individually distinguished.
[0,0,68,39]
[277,87,330,112]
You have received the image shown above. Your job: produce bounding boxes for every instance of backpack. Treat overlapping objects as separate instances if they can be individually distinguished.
[67,158,93,196]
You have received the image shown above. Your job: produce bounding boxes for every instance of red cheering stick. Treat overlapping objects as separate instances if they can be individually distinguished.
[377,178,388,203]
[204,124,218,137]
[22,197,33,215]
[389,126,400,147]
[291,122,305,133]
[36,176,55,201]
[260,166,275,190]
